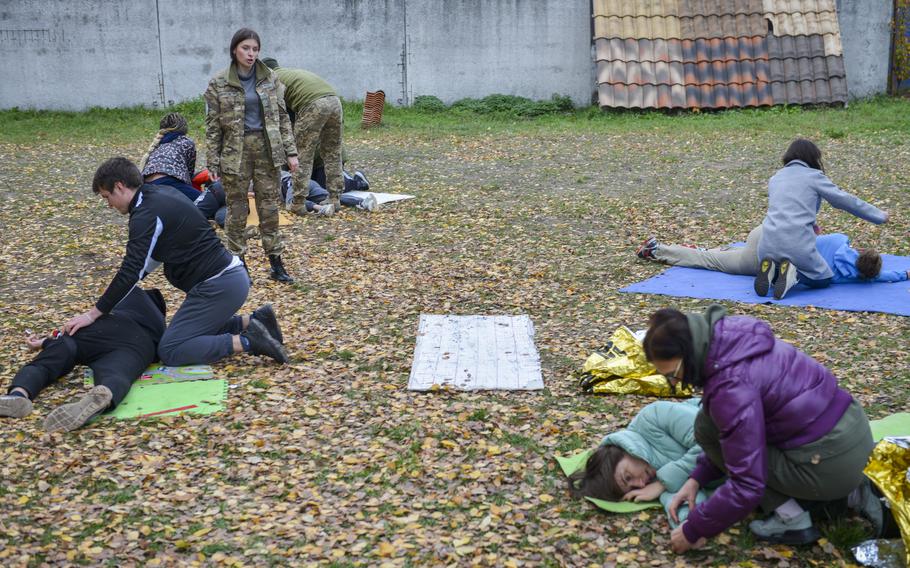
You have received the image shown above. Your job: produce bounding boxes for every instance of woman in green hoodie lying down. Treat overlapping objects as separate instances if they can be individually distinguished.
[569,399,716,525]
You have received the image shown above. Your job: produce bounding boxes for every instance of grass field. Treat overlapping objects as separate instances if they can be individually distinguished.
[0,96,907,566]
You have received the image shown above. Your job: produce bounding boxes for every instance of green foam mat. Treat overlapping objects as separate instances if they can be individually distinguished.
[555,449,662,513]
[870,413,910,442]
[85,363,214,387]
[104,379,227,419]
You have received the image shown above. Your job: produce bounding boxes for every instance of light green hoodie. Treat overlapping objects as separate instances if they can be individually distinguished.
[601,399,716,525]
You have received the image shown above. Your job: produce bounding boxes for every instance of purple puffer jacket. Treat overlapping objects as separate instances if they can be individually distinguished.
[681,316,852,543]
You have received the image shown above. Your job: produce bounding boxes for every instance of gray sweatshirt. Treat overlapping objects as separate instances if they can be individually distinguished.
[238,68,264,132]
[758,160,887,280]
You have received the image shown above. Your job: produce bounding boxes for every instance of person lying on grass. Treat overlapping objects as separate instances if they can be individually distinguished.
[64,157,288,367]
[568,399,718,526]
[0,288,165,432]
[637,227,908,283]
[643,305,885,553]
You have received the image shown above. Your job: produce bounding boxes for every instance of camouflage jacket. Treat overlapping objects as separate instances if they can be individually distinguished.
[203,60,297,176]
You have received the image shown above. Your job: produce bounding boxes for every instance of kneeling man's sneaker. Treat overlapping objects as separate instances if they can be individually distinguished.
[754,258,775,297]
[252,303,284,344]
[44,385,112,432]
[244,319,289,364]
[748,511,820,545]
[773,259,799,300]
[0,394,33,418]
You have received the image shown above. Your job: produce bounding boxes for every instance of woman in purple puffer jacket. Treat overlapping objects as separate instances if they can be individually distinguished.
[642,305,879,553]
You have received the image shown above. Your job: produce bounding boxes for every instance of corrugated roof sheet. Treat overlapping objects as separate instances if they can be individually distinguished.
[593,0,847,109]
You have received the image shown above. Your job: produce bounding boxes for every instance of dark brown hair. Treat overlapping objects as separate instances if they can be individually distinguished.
[229,28,261,63]
[643,308,700,388]
[856,249,882,279]
[782,138,824,171]
[92,157,142,194]
[567,444,627,501]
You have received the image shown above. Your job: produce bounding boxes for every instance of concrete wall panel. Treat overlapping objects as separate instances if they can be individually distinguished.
[0,0,163,110]
[405,0,594,105]
[156,0,406,105]
[836,0,894,99]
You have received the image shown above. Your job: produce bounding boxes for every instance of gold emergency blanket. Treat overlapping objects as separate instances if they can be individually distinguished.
[864,437,910,566]
[577,326,693,397]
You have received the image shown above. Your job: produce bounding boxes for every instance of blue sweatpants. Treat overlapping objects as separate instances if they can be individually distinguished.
[157,266,250,366]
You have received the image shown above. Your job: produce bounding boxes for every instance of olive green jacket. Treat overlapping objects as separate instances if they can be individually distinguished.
[203,60,297,176]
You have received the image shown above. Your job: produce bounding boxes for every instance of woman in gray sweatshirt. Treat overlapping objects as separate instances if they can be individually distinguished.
[755,139,889,300]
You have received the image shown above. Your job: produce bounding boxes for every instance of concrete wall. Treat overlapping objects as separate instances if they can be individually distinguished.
[0,0,892,110]
[0,0,593,111]
[836,0,895,99]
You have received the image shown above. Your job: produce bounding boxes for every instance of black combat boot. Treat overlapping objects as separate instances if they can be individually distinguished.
[268,255,294,283]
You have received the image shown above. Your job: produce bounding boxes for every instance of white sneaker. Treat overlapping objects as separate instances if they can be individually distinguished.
[358,193,378,212]
[316,203,335,217]
[773,259,799,300]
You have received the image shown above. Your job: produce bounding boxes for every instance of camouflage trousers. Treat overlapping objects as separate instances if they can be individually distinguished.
[290,95,343,213]
[221,132,284,256]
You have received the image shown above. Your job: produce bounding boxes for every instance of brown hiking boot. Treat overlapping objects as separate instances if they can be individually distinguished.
[44,385,112,432]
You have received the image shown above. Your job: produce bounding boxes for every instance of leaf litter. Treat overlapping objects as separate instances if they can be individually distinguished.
[0,104,908,566]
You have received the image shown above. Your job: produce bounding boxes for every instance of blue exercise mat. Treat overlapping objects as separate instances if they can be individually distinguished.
[620,253,910,316]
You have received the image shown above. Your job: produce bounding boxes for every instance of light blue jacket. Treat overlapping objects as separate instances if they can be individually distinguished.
[758,161,887,280]
[815,233,908,283]
[601,399,713,526]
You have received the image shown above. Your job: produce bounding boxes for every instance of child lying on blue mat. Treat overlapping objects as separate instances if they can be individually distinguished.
[638,227,907,284]
[568,399,715,526]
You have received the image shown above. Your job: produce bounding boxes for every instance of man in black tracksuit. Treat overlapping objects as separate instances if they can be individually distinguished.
[0,287,165,432]
[62,158,288,383]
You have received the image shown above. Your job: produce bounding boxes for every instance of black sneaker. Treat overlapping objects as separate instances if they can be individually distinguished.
[252,303,283,344]
[754,258,775,297]
[268,255,294,283]
[243,319,288,364]
[773,259,798,300]
[354,171,370,191]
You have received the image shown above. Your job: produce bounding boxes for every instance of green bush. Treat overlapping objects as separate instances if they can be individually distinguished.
[412,95,447,113]
[426,93,574,118]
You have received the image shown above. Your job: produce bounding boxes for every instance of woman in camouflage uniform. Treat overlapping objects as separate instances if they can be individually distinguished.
[203,28,299,283]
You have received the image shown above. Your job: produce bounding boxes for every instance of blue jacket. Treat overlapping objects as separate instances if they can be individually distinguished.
[601,399,712,526]
[758,161,887,280]
[815,233,907,283]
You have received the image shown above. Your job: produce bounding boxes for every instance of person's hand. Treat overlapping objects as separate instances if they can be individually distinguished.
[668,478,700,524]
[882,212,890,223]
[623,480,665,503]
[25,334,47,351]
[670,523,706,554]
[287,156,299,173]
[64,307,102,335]
[813,223,821,235]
